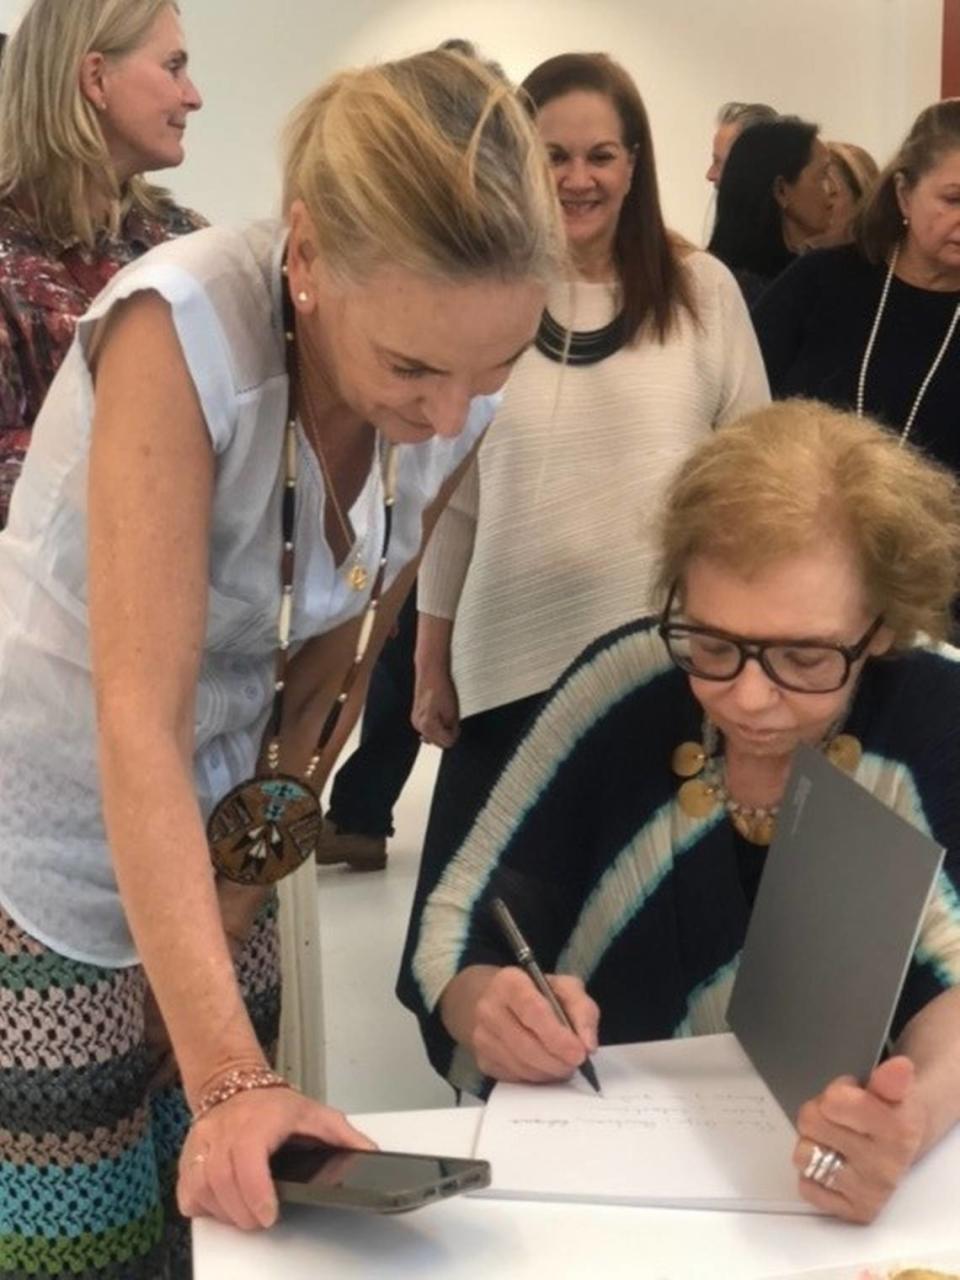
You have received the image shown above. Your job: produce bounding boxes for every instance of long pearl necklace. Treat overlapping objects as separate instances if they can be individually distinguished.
[856,243,960,445]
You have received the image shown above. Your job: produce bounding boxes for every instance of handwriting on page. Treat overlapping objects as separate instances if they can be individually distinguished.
[475,1037,812,1209]
[508,1089,778,1134]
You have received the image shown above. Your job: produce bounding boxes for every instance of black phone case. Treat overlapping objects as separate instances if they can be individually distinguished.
[273,1147,491,1215]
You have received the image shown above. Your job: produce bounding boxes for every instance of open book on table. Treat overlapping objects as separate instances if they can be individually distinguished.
[472,1032,813,1213]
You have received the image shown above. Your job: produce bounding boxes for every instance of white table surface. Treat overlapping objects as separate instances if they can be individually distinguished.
[193,1107,960,1279]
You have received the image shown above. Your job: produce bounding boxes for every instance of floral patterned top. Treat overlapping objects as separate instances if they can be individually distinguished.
[0,199,205,527]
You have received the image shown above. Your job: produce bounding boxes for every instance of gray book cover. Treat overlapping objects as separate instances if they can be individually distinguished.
[728,743,945,1124]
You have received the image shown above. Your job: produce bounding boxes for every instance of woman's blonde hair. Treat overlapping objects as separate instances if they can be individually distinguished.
[658,400,960,647]
[827,141,878,203]
[282,50,566,284]
[0,0,177,247]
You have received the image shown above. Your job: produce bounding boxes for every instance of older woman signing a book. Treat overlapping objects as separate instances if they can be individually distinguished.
[400,400,960,1225]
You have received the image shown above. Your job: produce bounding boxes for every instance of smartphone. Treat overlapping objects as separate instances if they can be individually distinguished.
[269,1138,491,1214]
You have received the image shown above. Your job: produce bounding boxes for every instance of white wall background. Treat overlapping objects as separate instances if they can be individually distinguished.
[0,0,943,239]
[165,0,941,243]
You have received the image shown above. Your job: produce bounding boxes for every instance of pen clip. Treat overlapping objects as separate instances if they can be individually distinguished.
[490,896,530,962]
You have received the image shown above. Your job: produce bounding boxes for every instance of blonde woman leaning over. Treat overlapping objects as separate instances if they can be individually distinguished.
[0,51,563,1277]
[0,0,205,527]
[401,400,960,1226]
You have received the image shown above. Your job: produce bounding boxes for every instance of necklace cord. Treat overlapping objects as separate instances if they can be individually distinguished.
[856,242,960,444]
[269,269,398,779]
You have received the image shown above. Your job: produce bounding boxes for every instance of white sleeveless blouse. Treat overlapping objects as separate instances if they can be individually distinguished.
[0,220,495,965]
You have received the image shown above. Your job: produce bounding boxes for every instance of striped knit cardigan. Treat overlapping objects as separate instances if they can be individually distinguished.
[398,619,960,1096]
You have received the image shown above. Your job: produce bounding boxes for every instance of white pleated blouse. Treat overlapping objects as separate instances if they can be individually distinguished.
[418,251,770,719]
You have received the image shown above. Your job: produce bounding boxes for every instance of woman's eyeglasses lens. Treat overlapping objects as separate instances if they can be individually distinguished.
[664,630,848,692]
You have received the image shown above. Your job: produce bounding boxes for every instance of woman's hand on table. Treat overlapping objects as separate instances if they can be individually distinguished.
[177,1086,376,1231]
[793,1055,927,1223]
[446,965,599,1083]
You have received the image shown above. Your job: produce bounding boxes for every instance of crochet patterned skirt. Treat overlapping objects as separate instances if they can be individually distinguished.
[0,897,280,1279]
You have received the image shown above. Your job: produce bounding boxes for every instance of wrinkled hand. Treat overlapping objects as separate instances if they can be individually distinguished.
[793,1056,927,1223]
[469,967,599,1084]
[178,1086,376,1231]
[412,666,460,748]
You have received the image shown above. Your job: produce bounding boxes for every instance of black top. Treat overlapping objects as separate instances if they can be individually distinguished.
[732,265,783,309]
[753,244,960,475]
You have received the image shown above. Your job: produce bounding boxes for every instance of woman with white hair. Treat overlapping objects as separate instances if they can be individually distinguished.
[0,0,204,527]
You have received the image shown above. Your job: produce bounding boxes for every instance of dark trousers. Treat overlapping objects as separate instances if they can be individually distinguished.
[418,693,545,876]
[326,590,420,839]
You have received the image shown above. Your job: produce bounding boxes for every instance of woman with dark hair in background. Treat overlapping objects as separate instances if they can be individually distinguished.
[405,51,767,968]
[753,99,960,482]
[708,117,837,305]
[0,0,204,528]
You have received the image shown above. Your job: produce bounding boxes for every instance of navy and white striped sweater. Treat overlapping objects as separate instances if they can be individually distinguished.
[398,619,960,1096]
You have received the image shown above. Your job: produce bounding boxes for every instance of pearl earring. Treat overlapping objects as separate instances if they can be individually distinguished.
[297,291,309,304]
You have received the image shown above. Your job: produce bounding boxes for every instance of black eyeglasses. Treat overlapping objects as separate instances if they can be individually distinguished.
[658,583,884,694]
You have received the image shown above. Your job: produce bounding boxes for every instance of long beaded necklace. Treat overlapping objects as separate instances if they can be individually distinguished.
[672,719,863,846]
[856,242,960,444]
[206,269,397,885]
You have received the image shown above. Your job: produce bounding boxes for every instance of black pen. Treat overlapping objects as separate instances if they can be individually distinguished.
[490,897,602,1095]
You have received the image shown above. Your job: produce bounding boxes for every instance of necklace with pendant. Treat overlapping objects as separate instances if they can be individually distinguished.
[206,262,398,885]
[856,242,960,445]
[671,719,863,846]
[296,354,373,592]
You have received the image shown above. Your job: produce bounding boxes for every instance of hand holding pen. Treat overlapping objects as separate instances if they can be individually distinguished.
[488,898,602,1094]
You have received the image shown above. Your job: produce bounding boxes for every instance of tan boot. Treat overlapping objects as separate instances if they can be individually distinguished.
[315,826,387,872]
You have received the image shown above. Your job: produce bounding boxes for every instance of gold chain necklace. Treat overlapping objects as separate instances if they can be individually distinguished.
[672,719,862,846]
[295,355,371,592]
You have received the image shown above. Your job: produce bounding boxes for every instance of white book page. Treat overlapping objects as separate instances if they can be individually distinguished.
[474,1033,816,1213]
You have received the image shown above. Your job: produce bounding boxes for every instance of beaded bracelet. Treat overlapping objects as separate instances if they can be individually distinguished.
[192,1066,289,1122]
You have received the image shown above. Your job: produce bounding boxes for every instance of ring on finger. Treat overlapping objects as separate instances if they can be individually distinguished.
[822,1155,844,1189]
[802,1143,845,1188]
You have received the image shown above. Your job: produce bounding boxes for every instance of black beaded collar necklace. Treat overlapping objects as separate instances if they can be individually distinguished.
[535,305,628,366]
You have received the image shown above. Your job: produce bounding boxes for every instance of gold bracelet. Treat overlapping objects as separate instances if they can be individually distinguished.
[192,1066,289,1122]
